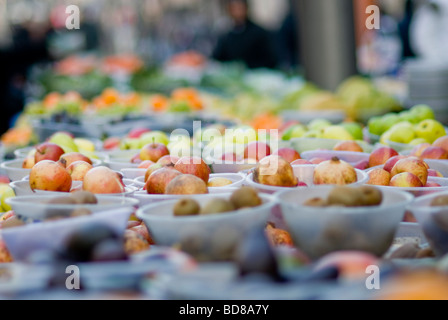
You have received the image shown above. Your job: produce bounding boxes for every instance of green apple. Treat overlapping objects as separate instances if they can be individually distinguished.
[282,124,307,140]
[0,185,15,212]
[368,116,383,136]
[308,119,332,132]
[74,138,96,152]
[140,131,170,146]
[398,111,420,124]
[224,127,257,145]
[387,122,416,144]
[119,138,141,150]
[380,130,393,145]
[302,129,323,139]
[415,119,446,144]
[410,104,435,122]
[322,125,354,140]
[49,132,79,153]
[341,122,363,140]
[409,138,429,146]
[381,113,401,133]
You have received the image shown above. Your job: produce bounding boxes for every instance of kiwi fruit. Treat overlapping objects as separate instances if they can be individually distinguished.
[327,186,365,207]
[200,198,235,215]
[70,208,92,218]
[70,191,98,204]
[230,186,262,210]
[359,186,383,207]
[303,197,328,207]
[430,195,448,207]
[47,197,77,205]
[173,198,200,216]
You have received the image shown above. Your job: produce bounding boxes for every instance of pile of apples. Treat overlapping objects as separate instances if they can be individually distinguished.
[367,146,443,188]
[26,142,126,194]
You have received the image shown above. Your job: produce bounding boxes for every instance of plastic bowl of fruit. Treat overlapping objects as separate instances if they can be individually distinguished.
[245,164,369,194]
[9,180,83,196]
[5,193,139,221]
[0,159,31,182]
[406,191,448,257]
[206,157,258,174]
[276,185,414,261]
[1,206,135,262]
[136,190,276,261]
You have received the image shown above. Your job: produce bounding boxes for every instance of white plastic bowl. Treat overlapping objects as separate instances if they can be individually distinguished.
[136,193,276,250]
[131,189,237,206]
[9,180,83,196]
[13,147,34,159]
[0,159,31,182]
[1,207,134,262]
[407,190,448,256]
[5,195,139,221]
[245,165,369,194]
[276,185,414,261]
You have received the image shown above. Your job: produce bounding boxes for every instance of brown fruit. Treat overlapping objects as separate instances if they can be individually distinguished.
[388,243,420,259]
[165,174,209,195]
[327,186,365,207]
[359,186,383,207]
[303,197,328,207]
[70,191,98,204]
[416,247,436,259]
[313,157,358,185]
[253,155,298,187]
[230,186,262,209]
[47,196,78,205]
[173,198,201,217]
[431,195,448,207]
[70,208,93,218]
[200,198,235,215]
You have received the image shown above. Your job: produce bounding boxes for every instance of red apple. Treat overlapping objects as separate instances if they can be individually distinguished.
[174,156,210,183]
[410,143,431,157]
[145,167,183,194]
[221,152,239,163]
[83,166,125,194]
[22,156,35,169]
[389,172,423,188]
[156,155,180,167]
[165,174,209,195]
[354,160,369,170]
[127,127,150,139]
[140,143,170,162]
[367,168,391,186]
[368,147,399,168]
[433,136,448,152]
[29,160,72,192]
[425,182,442,187]
[103,137,121,150]
[137,160,155,169]
[0,175,10,184]
[273,147,301,163]
[309,158,326,165]
[66,160,93,181]
[420,146,448,160]
[131,153,143,164]
[243,142,271,162]
[144,163,164,182]
[391,157,429,186]
[333,141,364,153]
[291,159,313,165]
[59,152,93,168]
[383,155,406,173]
[428,169,444,178]
[34,142,66,163]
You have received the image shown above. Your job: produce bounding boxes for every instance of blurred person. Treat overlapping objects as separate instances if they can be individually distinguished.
[212,0,278,69]
[276,0,300,71]
[0,20,54,135]
[398,0,417,59]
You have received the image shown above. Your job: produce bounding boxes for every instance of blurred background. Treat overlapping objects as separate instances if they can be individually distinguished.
[0,0,447,140]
